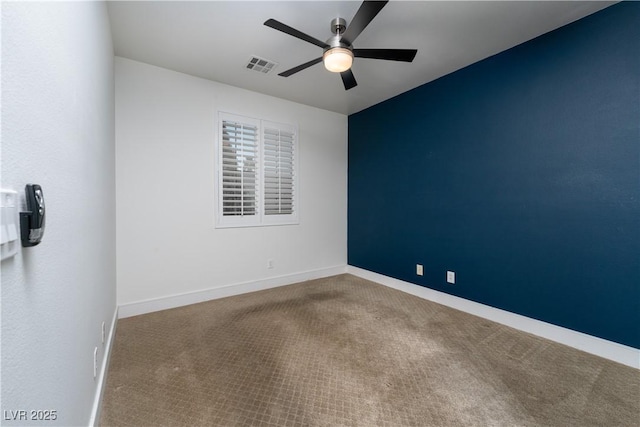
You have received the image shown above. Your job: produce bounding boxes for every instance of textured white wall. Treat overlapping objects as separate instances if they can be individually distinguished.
[1,2,116,426]
[116,58,347,306]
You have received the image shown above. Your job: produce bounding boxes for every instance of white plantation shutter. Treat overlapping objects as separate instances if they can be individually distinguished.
[263,125,295,216]
[220,115,259,223]
[217,113,297,228]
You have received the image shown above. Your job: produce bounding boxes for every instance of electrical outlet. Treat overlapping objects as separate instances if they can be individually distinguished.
[447,271,455,284]
[416,264,423,276]
[93,347,98,378]
[267,259,274,269]
[101,321,106,344]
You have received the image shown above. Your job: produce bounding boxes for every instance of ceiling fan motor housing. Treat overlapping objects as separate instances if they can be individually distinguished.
[325,35,351,51]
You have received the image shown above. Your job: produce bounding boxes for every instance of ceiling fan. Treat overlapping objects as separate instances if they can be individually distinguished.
[264,0,417,90]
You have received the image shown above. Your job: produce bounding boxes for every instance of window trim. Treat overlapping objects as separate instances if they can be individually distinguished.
[216,112,299,228]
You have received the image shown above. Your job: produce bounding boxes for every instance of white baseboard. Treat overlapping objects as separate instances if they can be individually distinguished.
[89,306,119,427]
[118,265,348,319]
[348,266,639,369]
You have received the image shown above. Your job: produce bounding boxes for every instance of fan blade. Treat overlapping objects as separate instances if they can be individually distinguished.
[340,69,358,90]
[341,1,388,45]
[278,57,323,77]
[353,48,417,62]
[264,19,329,49]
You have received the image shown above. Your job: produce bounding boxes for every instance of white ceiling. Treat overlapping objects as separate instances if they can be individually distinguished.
[108,1,614,115]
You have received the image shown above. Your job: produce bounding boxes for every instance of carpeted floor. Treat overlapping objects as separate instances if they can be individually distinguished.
[100,274,639,426]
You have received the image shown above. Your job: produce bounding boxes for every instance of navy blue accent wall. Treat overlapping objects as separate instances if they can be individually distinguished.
[348,3,640,349]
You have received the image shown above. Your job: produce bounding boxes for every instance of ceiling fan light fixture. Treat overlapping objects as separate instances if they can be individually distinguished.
[323,47,353,73]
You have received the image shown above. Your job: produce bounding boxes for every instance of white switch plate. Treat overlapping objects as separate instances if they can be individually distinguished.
[416,264,423,276]
[1,189,19,261]
[447,271,455,284]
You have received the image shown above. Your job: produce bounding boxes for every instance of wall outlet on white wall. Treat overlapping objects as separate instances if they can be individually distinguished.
[267,259,274,269]
[416,264,423,276]
[101,321,105,344]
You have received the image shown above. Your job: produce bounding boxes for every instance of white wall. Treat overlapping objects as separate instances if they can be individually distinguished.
[1,2,116,426]
[115,57,347,308]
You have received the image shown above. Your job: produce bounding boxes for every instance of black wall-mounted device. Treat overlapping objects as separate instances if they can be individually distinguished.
[20,184,46,247]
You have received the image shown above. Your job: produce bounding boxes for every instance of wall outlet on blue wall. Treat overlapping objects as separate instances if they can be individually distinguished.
[447,271,455,284]
[416,264,423,276]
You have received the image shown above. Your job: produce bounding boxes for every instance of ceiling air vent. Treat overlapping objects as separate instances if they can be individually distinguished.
[246,56,278,74]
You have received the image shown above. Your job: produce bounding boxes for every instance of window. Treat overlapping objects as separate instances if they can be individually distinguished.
[216,112,298,228]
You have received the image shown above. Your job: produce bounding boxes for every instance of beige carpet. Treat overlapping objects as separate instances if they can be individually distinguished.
[100,274,639,426]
